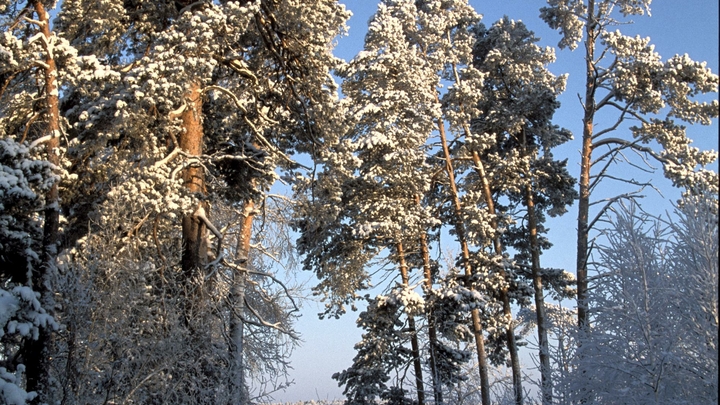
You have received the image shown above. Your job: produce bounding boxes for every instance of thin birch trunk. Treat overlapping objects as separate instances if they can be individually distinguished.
[396,241,425,405]
[229,200,255,405]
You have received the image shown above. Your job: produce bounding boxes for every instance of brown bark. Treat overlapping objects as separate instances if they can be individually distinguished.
[180,81,208,277]
[396,242,425,405]
[25,2,61,401]
[577,0,597,333]
[435,100,491,405]
[447,54,524,402]
[470,151,524,405]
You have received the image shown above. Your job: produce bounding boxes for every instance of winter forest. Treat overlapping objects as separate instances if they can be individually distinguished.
[0,0,717,404]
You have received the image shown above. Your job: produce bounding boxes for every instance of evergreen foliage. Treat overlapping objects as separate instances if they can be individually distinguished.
[0,0,716,404]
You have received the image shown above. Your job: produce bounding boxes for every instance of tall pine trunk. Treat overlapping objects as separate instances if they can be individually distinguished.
[577,0,597,333]
[396,242,425,405]
[435,99,491,405]
[416,202,443,404]
[470,151,524,405]
[448,56,524,403]
[25,2,60,401]
[180,81,207,314]
[524,183,552,405]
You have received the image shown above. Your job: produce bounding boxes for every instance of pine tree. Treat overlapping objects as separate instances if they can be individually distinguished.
[470,17,577,404]
[0,1,74,401]
[539,0,719,333]
[303,2,441,401]
[0,0,352,402]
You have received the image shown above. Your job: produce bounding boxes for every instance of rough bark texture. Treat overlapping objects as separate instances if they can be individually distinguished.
[25,3,60,402]
[435,102,491,405]
[180,81,208,277]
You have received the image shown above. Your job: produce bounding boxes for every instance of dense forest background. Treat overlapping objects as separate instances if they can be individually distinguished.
[0,0,717,404]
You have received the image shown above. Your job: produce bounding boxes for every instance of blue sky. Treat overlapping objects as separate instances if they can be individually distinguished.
[274,1,719,402]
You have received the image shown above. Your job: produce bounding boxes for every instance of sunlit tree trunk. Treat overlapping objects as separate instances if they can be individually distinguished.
[524,182,553,405]
[180,81,207,276]
[446,50,524,402]
[435,98,491,405]
[577,0,597,333]
[25,2,61,401]
[417,201,443,404]
[470,150,523,405]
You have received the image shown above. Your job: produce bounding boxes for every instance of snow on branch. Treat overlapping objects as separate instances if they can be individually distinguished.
[167,103,187,121]
[29,130,62,149]
[243,298,299,339]
[22,16,46,28]
[195,207,221,240]
[203,85,300,167]
[220,258,299,314]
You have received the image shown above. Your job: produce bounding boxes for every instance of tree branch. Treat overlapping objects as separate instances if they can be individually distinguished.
[592,137,672,165]
[243,298,299,339]
[587,191,645,232]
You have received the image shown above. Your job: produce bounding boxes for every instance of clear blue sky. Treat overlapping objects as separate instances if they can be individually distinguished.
[273,1,719,402]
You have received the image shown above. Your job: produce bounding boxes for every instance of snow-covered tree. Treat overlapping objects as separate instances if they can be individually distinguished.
[331,1,443,401]
[570,196,717,404]
[411,1,503,402]
[3,0,351,402]
[539,0,719,332]
[468,17,577,404]
[0,139,58,405]
[295,1,506,403]
[333,285,425,405]
[0,1,74,401]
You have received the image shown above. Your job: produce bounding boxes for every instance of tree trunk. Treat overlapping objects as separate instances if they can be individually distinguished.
[417,207,443,404]
[229,200,254,405]
[435,100,491,405]
[525,183,552,405]
[470,151,524,405]
[396,242,425,405]
[176,79,208,403]
[181,81,207,275]
[577,0,597,333]
[177,81,208,404]
[447,55,524,403]
[25,3,61,401]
